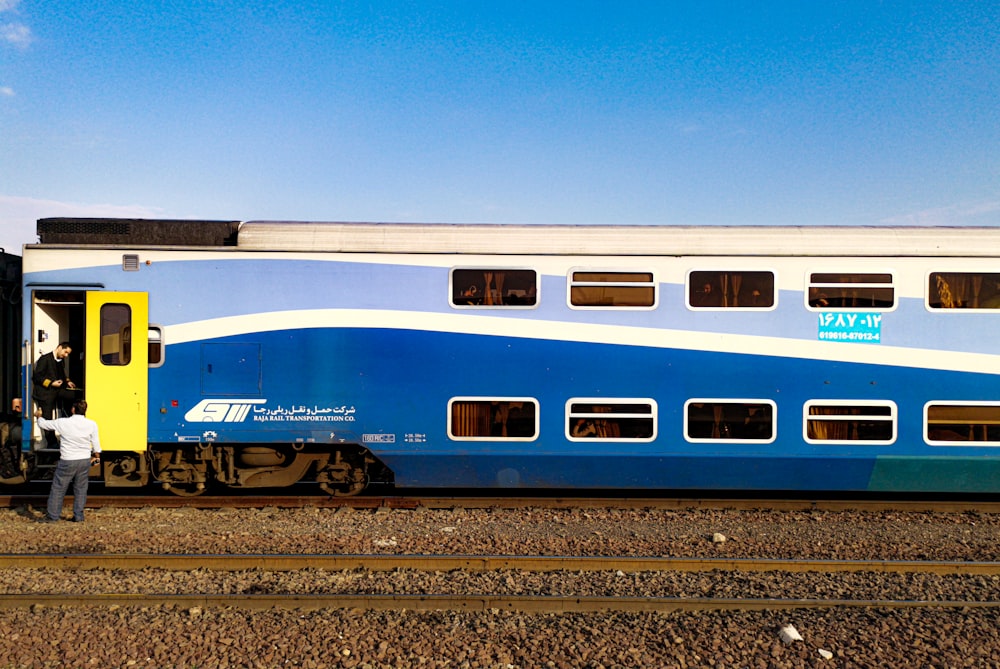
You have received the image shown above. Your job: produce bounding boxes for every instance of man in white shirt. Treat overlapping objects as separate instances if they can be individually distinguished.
[34,400,101,523]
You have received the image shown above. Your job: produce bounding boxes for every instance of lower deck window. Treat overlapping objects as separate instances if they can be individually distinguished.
[685,400,775,442]
[449,398,537,440]
[804,402,896,444]
[926,403,1000,445]
[567,399,656,441]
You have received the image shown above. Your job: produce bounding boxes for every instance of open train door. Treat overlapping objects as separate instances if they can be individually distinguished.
[85,292,148,453]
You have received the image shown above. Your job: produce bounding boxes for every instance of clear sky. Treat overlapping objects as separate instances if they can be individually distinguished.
[1,1,998,254]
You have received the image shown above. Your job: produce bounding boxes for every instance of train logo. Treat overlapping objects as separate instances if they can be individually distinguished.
[185,400,267,423]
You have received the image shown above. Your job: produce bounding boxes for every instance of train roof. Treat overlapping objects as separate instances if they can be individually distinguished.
[239,221,1000,257]
[35,217,1000,256]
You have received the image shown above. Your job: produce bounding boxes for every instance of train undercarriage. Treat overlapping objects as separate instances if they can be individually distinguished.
[2,438,389,496]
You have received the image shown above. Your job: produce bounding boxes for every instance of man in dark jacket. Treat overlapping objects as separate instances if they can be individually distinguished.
[32,342,78,448]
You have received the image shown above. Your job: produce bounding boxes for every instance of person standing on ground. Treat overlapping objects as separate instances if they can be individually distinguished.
[32,342,78,448]
[34,400,100,523]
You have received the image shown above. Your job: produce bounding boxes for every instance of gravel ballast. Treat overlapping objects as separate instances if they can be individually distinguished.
[0,503,997,668]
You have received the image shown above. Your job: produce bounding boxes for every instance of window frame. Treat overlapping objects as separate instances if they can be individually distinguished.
[683,398,777,444]
[449,267,539,310]
[802,400,897,445]
[926,270,1000,311]
[99,302,132,366]
[447,396,539,442]
[148,324,165,368]
[566,268,658,310]
[565,398,658,443]
[924,401,1000,446]
[686,269,778,311]
[805,271,897,312]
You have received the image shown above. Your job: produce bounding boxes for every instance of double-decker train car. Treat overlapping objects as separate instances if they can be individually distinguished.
[2,217,1000,496]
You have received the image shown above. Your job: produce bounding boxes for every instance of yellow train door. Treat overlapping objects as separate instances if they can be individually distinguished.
[85,292,148,452]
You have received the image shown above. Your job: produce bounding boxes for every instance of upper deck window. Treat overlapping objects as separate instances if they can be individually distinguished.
[688,271,775,309]
[451,269,537,308]
[928,272,1000,310]
[807,273,895,310]
[569,271,656,308]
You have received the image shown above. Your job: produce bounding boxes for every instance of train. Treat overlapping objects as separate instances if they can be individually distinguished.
[0,217,998,496]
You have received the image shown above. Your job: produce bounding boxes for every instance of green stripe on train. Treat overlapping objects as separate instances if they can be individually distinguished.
[869,456,1000,492]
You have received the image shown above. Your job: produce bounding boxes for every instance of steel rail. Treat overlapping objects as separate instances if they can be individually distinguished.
[0,593,997,613]
[5,494,1000,513]
[3,554,999,575]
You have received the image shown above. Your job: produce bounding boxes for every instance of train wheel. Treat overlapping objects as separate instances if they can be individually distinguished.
[162,481,207,497]
[320,474,368,497]
[317,449,369,496]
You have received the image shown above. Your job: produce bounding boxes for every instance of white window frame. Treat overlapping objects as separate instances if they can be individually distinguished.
[566,268,658,310]
[802,400,897,445]
[449,267,539,310]
[447,396,539,442]
[924,401,1000,447]
[685,269,778,311]
[565,398,657,442]
[684,398,777,444]
[805,270,897,312]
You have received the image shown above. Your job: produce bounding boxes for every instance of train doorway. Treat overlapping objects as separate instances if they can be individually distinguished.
[30,290,148,452]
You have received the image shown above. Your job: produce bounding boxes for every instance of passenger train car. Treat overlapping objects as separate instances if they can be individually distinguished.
[1,217,999,495]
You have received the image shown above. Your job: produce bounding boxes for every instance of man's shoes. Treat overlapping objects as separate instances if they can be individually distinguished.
[70,518,84,523]
[36,516,58,523]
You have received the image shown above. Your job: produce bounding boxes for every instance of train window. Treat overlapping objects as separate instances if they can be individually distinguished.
[688,270,775,309]
[451,269,537,308]
[99,303,131,366]
[449,398,538,440]
[807,273,895,310]
[566,399,657,442]
[569,271,656,308]
[928,272,1000,309]
[685,400,775,443]
[803,401,896,444]
[148,326,164,367]
[925,403,1000,445]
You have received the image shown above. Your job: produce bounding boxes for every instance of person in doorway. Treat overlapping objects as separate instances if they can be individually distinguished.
[0,398,23,479]
[34,400,100,523]
[32,342,78,448]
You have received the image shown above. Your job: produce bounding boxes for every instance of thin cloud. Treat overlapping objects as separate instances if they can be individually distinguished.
[2,1,31,50]
[1,22,31,48]
[0,86,13,97]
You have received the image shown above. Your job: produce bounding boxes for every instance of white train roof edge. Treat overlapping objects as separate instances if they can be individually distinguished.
[237,221,1000,257]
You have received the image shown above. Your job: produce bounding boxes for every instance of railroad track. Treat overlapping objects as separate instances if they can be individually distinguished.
[3,554,999,613]
[3,553,1000,574]
[5,494,1000,513]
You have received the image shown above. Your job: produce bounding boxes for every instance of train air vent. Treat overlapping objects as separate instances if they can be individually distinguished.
[122,254,140,271]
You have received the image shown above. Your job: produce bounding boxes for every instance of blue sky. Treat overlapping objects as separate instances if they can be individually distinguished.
[1,1,998,253]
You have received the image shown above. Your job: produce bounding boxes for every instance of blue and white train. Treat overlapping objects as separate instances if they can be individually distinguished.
[1,217,999,496]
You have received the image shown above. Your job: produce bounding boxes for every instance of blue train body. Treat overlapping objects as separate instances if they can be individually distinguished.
[6,219,1000,495]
